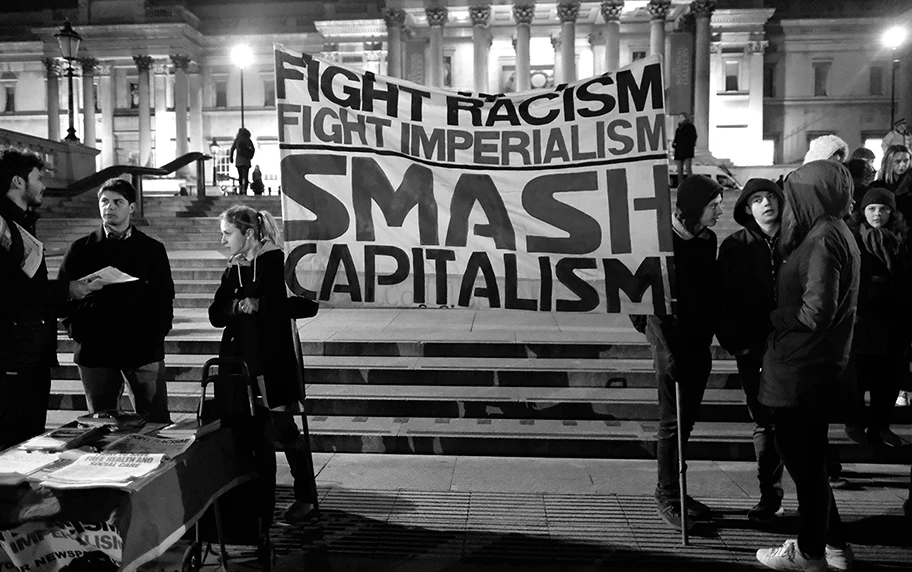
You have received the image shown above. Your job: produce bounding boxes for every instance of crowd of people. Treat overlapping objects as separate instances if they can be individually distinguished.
[637,136,912,571]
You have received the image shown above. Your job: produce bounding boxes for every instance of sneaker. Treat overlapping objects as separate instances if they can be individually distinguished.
[897,391,910,407]
[748,497,784,524]
[685,495,712,520]
[657,499,696,532]
[825,544,854,571]
[756,539,826,571]
[828,476,850,489]
[844,425,868,445]
[282,501,319,525]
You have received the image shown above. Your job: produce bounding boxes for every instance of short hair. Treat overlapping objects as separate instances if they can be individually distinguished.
[98,178,137,204]
[0,147,45,195]
[849,147,876,162]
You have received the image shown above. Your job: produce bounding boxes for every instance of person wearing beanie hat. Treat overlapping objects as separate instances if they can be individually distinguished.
[881,118,910,154]
[803,134,849,165]
[634,173,723,532]
[717,178,785,524]
[841,186,911,450]
[756,160,859,572]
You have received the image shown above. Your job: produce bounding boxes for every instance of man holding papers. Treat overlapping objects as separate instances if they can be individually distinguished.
[58,178,175,423]
[0,148,100,450]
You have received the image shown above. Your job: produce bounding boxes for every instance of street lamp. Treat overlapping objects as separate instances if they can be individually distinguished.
[54,21,82,142]
[882,26,907,128]
[209,138,220,186]
[230,44,252,129]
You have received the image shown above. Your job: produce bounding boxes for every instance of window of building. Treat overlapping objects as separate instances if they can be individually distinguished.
[763,63,776,98]
[870,66,884,96]
[813,61,831,97]
[863,136,884,168]
[3,86,14,112]
[631,50,646,62]
[264,79,275,107]
[724,61,740,92]
[761,135,779,165]
[215,80,227,108]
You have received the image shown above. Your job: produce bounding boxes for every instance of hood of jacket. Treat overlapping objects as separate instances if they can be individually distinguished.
[784,160,853,233]
[733,178,785,229]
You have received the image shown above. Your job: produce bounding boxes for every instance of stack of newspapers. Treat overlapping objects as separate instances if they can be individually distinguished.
[40,453,164,489]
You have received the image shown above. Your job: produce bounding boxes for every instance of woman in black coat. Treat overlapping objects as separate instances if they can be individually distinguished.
[843,188,911,448]
[209,205,319,529]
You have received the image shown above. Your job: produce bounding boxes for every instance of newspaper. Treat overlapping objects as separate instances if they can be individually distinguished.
[0,451,62,485]
[103,433,193,459]
[79,266,138,287]
[40,453,164,489]
[0,219,43,278]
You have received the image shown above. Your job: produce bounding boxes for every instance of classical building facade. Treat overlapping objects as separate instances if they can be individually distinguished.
[0,0,909,184]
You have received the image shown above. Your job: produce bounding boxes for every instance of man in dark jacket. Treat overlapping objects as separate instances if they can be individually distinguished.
[58,178,175,423]
[638,175,723,532]
[756,161,859,572]
[717,178,785,524]
[0,148,97,449]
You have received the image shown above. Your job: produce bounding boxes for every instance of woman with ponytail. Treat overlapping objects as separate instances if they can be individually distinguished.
[209,204,319,533]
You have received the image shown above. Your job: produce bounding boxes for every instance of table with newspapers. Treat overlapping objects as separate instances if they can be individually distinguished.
[0,427,256,572]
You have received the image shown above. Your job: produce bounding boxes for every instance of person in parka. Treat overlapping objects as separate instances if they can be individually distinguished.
[633,174,724,532]
[843,188,912,448]
[717,178,785,524]
[756,161,859,572]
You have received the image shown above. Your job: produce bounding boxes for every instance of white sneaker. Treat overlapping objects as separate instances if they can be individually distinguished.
[825,544,854,571]
[756,539,827,571]
[897,391,910,407]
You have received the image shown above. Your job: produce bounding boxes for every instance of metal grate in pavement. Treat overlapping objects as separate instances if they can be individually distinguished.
[268,487,912,569]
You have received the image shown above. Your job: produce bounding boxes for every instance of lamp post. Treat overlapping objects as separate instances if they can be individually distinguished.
[882,26,907,129]
[230,45,252,129]
[54,21,82,142]
[209,138,220,187]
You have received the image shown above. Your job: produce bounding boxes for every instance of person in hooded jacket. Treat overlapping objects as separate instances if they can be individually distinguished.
[634,174,724,532]
[755,161,859,572]
[842,188,911,448]
[717,178,785,524]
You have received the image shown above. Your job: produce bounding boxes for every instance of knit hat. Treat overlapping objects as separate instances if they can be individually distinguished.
[676,175,723,232]
[861,187,896,210]
[803,135,849,164]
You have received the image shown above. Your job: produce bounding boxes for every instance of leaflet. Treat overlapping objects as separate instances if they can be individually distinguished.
[0,451,62,484]
[79,266,138,287]
[103,433,193,459]
[41,453,164,489]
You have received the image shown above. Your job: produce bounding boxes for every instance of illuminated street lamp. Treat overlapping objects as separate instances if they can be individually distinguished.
[54,21,82,142]
[209,138,220,186]
[230,44,253,128]
[882,26,907,128]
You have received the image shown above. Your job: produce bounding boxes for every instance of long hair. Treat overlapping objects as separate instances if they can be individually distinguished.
[878,144,911,184]
[848,204,909,240]
[220,204,282,247]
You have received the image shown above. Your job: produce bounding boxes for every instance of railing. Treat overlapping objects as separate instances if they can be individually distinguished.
[0,128,99,190]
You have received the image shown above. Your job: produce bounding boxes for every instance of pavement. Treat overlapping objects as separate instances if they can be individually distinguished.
[138,454,912,571]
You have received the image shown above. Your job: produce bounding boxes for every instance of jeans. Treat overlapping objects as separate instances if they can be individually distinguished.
[772,406,845,557]
[652,339,711,502]
[0,366,51,449]
[736,349,784,502]
[78,361,171,423]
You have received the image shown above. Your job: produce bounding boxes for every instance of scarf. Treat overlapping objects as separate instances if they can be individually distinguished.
[859,224,901,273]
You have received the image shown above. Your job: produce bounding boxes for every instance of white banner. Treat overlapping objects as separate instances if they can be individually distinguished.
[276,46,673,314]
[0,520,121,572]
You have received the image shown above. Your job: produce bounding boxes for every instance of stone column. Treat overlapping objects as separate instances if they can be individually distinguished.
[44,58,61,141]
[692,0,714,150]
[172,55,191,176]
[426,7,448,88]
[470,5,491,93]
[557,2,579,83]
[98,65,115,167]
[80,57,97,149]
[188,61,203,157]
[590,32,606,76]
[551,34,562,84]
[513,3,535,92]
[153,63,170,165]
[648,1,670,57]
[383,9,406,78]
[134,55,153,167]
[601,1,623,72]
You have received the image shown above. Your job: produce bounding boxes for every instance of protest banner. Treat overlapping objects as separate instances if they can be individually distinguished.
[277,46,672,314]
[0,520,121,572]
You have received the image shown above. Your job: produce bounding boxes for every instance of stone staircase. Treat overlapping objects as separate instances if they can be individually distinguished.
[37,192,912,464]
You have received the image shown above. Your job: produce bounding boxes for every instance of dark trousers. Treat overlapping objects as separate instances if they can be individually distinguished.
[78,361,171,424]
[252,404,319,528]
[736,349,784,502]
[652,341,711,502]
[236,166,250,194]
[772,406,845,558]
[844,352,905,431]
[0,366,51,450]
